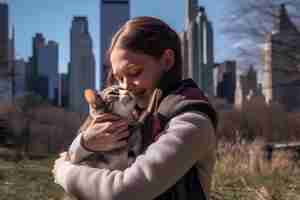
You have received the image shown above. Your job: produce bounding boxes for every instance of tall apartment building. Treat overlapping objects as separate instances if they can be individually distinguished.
[181,0,214,95]
[0,2,11,102]
[69,16,96,114]
[262,4,300,111]
[215,60,236,104]
[0,2,8,71]
[100,0,130,89]
[38,40,59,102]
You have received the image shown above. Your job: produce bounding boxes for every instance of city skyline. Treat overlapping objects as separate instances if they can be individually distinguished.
[7,0,233,88]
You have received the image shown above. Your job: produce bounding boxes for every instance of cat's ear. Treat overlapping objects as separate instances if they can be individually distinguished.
[84,89,104,109]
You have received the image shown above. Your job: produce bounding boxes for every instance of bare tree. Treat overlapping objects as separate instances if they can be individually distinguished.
[223,0,300,66]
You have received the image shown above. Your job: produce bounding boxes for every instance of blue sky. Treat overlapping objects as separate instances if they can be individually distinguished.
[7,0,235,87]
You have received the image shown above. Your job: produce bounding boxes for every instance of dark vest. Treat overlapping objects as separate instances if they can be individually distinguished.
[141,79,217,200]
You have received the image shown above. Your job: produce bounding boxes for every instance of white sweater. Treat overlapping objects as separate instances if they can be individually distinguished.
[55,112,216,200]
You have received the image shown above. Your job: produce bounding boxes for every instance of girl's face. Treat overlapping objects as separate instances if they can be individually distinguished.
[110,48,165,109]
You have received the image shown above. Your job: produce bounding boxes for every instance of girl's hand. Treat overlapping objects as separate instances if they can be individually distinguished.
[81,113,130,152]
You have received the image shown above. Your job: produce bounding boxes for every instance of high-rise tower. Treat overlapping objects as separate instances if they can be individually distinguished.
[0,2,9,72]
[182,1,214,95]
[262,4,300,110]
[100,0,130,89]
[69,16,96,114]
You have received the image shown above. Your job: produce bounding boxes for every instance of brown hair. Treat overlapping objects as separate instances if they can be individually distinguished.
[105,16,182,87]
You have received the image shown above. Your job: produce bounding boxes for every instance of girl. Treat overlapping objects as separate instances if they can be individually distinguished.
[53,16,217,200]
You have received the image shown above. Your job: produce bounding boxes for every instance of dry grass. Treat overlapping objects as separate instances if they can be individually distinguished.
[211,140,300,200]
[1,99,300,199]
[0,140,299,200]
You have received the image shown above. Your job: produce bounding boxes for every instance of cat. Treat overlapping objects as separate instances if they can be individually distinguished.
[70,85,144,170]
[62,86,162,200]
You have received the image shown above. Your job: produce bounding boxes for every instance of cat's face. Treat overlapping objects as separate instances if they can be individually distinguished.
[114,89,137,118]
[84,86,137,120]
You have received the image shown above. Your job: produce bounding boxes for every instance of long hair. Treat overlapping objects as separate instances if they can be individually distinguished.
[105,16,182,87]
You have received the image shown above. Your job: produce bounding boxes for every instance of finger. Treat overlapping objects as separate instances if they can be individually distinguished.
[105,121,128,134]
[113,130,130,141]
[98,130,129,146]
[91,126,127,140]
[111,125,130,137]
[108,140,128,149]
[90,122,113,134]
[88,141,128,152]
[86,135,129,151]
[92,121,128,135]
[115,124,130,135]
[84,121,114,139]
[92,113,121,123]
[90,129,129,145]
[95,128,129,142]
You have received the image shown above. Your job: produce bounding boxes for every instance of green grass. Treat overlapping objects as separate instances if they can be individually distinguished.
[0,157,64,200]
[1,155,300,200]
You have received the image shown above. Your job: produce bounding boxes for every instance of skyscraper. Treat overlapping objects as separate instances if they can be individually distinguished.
[69,16,96,114]
[182,1,214,95]
[58,73,69,107]
[215,60,236,104]
[8,27,16,99]
[100,0,130,89]
[38,40,59,102]
[235,66,259,109]
[0,2,9,71]
[26,33,45,93]
[185,0,198,29]
[27,33,59,103]
[32,33,45,79]
[0,2,12,102]
[14,59,27,97]
[8,27,15,70]
[262,4,300,111]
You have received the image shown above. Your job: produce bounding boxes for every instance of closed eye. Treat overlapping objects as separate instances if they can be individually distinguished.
[126,64,143,77]
[113,64,144,87]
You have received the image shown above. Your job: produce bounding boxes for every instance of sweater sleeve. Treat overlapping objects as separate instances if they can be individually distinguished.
[68,132,93,164]
[55,112,216,200]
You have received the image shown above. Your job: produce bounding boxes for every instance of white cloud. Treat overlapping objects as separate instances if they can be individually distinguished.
[232,39,266,50]
[232,39,252,49]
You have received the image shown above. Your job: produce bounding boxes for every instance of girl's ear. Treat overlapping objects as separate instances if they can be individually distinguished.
[161,49,175,72]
